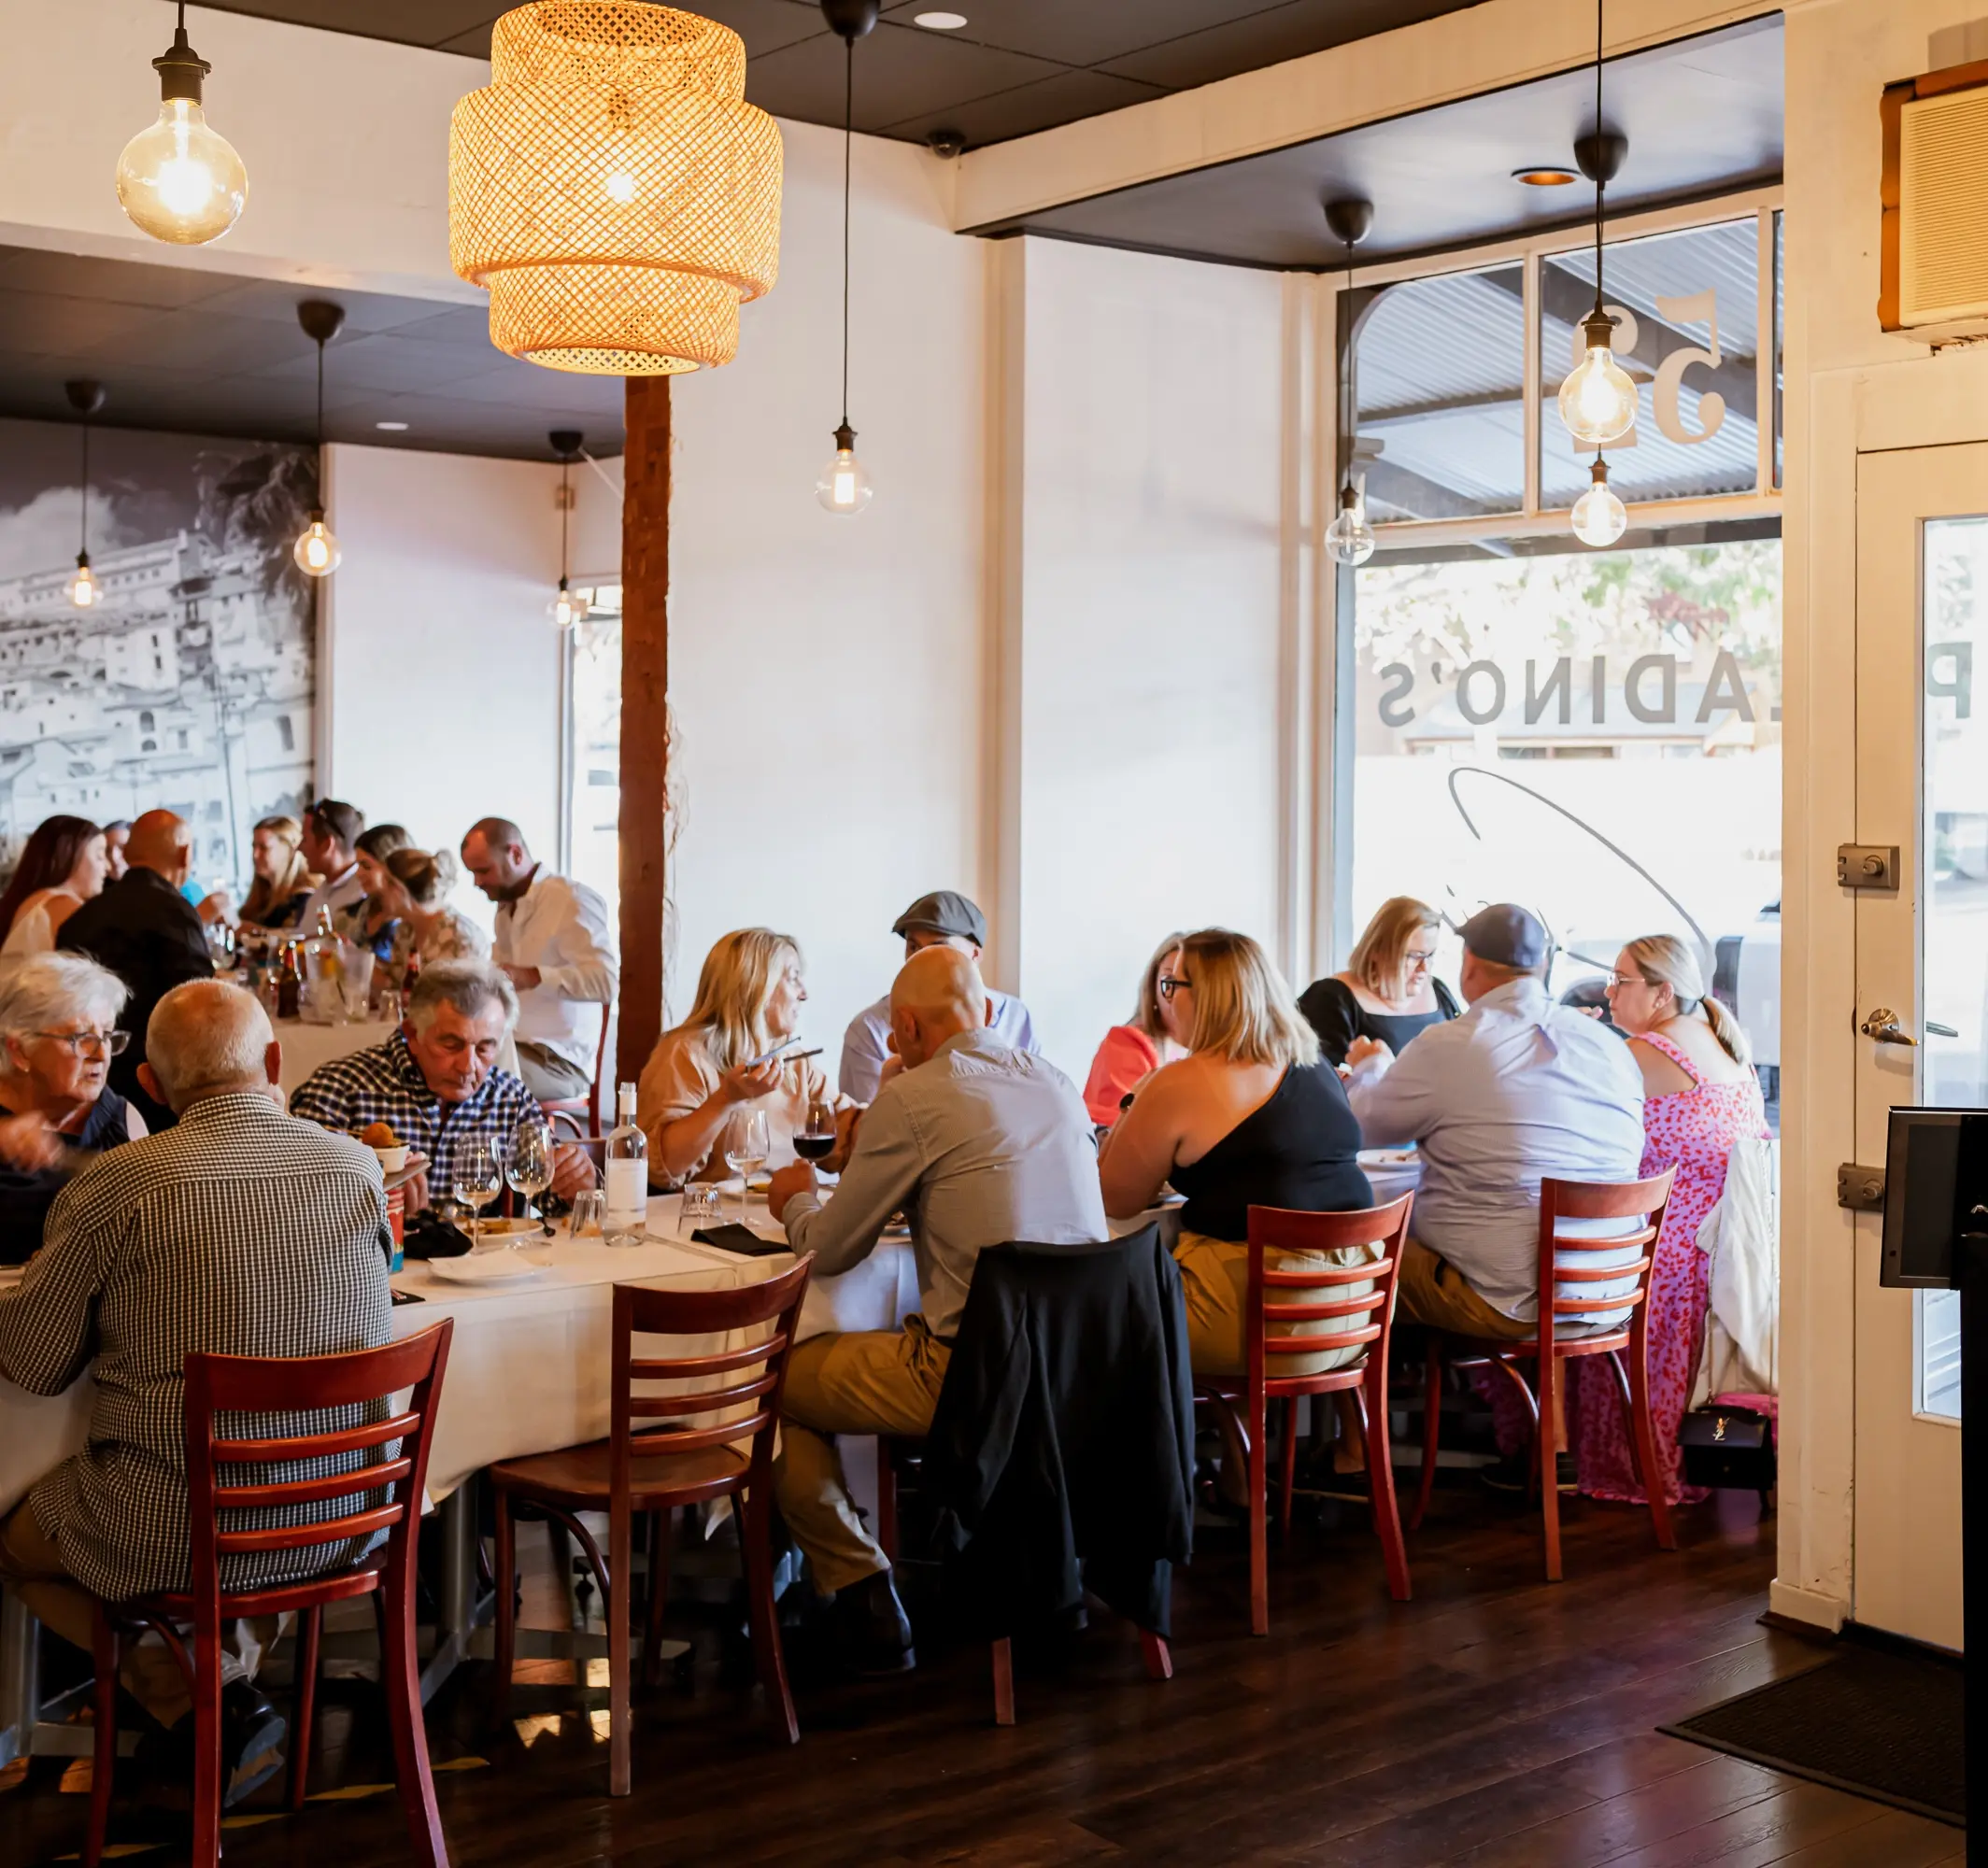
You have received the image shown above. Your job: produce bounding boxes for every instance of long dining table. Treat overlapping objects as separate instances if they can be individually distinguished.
[0,1184,1194,1763]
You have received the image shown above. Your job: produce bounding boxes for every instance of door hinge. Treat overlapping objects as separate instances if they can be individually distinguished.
[1838,1163,1886,1210]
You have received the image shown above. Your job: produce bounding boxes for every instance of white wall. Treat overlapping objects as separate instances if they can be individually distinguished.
[660,120,988,1055]
[320,443,564,918]
[1009,239,1296,1076]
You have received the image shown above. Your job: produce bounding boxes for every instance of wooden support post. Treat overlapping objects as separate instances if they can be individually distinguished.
[618,375,671,1083]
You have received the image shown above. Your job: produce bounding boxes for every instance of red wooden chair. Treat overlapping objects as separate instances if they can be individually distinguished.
[490,1259,813,1794]
[538,1005,611,1136]
[1408,1169,1680,1580]
[1193,1195,1415,1634]
[87,1321,455,1868]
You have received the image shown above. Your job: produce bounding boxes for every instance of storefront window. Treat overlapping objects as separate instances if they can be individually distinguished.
[1539,219,1764,509]
[1348,533,1782,1106]
[563,587,622,929]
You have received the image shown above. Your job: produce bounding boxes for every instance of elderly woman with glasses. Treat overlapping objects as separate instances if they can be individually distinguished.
[1299,896,1459,1071]
[0,953,145,1265]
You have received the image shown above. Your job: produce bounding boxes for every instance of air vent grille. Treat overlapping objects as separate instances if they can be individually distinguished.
[1900,87,1988,324]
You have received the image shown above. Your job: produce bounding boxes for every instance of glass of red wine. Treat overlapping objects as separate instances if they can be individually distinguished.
[793,1097,837,1178]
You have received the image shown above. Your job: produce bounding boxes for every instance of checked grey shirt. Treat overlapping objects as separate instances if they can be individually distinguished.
[0,1093,392,1603]
[783,1028,1107,1339]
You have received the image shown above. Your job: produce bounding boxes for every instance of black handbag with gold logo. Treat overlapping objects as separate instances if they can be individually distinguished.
[1677,1403,1775,1494]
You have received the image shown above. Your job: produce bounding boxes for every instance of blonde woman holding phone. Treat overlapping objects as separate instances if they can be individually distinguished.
[637,927,850,1184]
[1298,896,1458,1070]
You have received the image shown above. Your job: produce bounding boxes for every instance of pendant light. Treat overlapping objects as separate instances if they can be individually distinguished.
[1570,455,1627,547]
[548,430,590,630]
[115,2,248,246]
[1322,197,1377,568]
[816,0,879,516]
[65,381,106,609]
[293,301,344,578]
[1555,0,1636,449]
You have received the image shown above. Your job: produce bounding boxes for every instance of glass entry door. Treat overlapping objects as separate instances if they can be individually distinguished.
[1850,446,1988,1649]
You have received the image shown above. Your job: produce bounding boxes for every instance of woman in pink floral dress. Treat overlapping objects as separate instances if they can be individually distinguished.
[1575,934,1768,1506]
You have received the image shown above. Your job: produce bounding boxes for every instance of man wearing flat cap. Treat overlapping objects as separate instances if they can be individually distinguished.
[836,890,1039,1103]
[1343,903,1644,1353]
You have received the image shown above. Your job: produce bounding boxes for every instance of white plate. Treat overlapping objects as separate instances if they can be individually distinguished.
[1360,1148,1420,1168]
[425,1252,553,1286]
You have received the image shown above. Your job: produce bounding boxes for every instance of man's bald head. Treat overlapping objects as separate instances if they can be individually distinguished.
[461,816,534,902]
[888,946,991,1072]
[124,810,192,884]
[139,980,280,1113]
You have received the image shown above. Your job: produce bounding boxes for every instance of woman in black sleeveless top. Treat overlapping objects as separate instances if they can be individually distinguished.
[1299,896,1457,1068]
[1099,930,1372,1381]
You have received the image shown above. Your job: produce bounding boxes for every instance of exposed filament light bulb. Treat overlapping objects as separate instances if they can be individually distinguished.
[1570,455,1627,548]
[1558,305,1638,446]
[68,554,101,609]
[816,422,873,516]
[549,578,589,630]
[293,511,341,577]
[115,18,248,247]
[1323,483,1376,567]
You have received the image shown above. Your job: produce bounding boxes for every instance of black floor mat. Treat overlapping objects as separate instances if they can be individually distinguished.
[1660,1639,1965,1827]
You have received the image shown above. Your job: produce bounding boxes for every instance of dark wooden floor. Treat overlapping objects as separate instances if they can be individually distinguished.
[0,1479,1961,1866]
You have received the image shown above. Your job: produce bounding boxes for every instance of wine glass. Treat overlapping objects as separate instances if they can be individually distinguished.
[452,1134,504,1252]
[506,1119,554,1240]
[723,1108,771,1211]
[794,1097,837,1181]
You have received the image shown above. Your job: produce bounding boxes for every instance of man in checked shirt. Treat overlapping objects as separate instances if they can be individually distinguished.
[289,958,593,1213]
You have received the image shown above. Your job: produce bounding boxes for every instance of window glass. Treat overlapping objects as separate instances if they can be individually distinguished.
[1540,219,1762,509]
[1348,534,1782,1116]
[564,586,622,931]
[1353,262,1525,521]
[1773,211,1784,492]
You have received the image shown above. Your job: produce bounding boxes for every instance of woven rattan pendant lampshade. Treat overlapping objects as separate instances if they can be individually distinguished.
[449,2,782,375]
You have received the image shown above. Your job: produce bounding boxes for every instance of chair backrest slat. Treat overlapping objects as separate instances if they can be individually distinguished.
[1243,1195,1414,1399]
[628,1371,778,1418]
[628,1335,789,1381]
[1535,1171,1676,1336]
[181,1322,453,1614]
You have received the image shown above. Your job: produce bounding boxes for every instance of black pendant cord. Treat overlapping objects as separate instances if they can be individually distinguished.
[559,460,572,583]
[315,338,325,453]
[840,35,853,432]
[78,419,89,558]
[1592,0,1605,313]
[1341,243,1356,496]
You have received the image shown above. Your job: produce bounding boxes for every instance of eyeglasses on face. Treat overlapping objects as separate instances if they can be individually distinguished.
[1157,976,1192,1001]
[35,1029,130,1056]
[1404,949,1437,968]
[1604,973,1653,991]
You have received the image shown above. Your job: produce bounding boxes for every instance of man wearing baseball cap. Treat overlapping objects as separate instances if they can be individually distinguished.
[836,890,1039,1102]
[1343,903,1645,1380]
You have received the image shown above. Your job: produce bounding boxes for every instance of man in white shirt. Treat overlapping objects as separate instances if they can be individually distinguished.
[461,817,618,1103]
[294,800,366,933]
[1344,903,1646,1341]
[837,890,1037,1103]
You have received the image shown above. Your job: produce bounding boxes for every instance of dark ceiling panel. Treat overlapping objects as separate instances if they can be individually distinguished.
[197,0,1496,146]
[1097,0,1484,90]
[975,18,1783,271]
[882,67,1167,146]
[0,247,625,460]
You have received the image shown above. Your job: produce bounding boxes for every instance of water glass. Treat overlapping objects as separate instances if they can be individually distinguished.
[678,1183,722,1234]
[568,1188,605,1238]
[376,987,404,1026]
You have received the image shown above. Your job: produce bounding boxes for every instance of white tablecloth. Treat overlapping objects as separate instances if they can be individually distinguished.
[0,1196,915,1516]
[275,1017,399,1095]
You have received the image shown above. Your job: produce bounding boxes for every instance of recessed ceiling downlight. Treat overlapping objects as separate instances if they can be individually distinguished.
[914,11,968,27]
[376,419,410,432]
[1512,165,1580,186]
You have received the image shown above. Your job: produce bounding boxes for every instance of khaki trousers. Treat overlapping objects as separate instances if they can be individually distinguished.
[0,1499,277,1729]
[1395,1238,1535,1340]
[1172,1230,1380,1378]
[773,1317,951,1595]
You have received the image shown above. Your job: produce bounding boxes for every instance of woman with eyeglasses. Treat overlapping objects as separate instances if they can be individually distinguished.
[0,953,146,1265]
[1081,932,1190,1126]
[1100,929,1372,1501]
[1298,897,1458,1071]
[1574,934,1767,1508]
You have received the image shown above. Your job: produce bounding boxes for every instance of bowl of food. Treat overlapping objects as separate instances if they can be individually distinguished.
[359,1121,409,1175]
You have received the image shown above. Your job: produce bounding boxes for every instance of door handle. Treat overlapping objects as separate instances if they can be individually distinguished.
[1860,1007,1918,1046]
[1928,1021,1960,1039]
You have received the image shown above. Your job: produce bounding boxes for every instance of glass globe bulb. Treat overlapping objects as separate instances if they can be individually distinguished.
[1570,460,1628,548]
[548,580,589,630]
[293,513,341,577]
[68,555,100,610]
[1557,310,1638,446]
[1323,487,1376,567]
[116,100,248,246]
[816,427,873,516]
